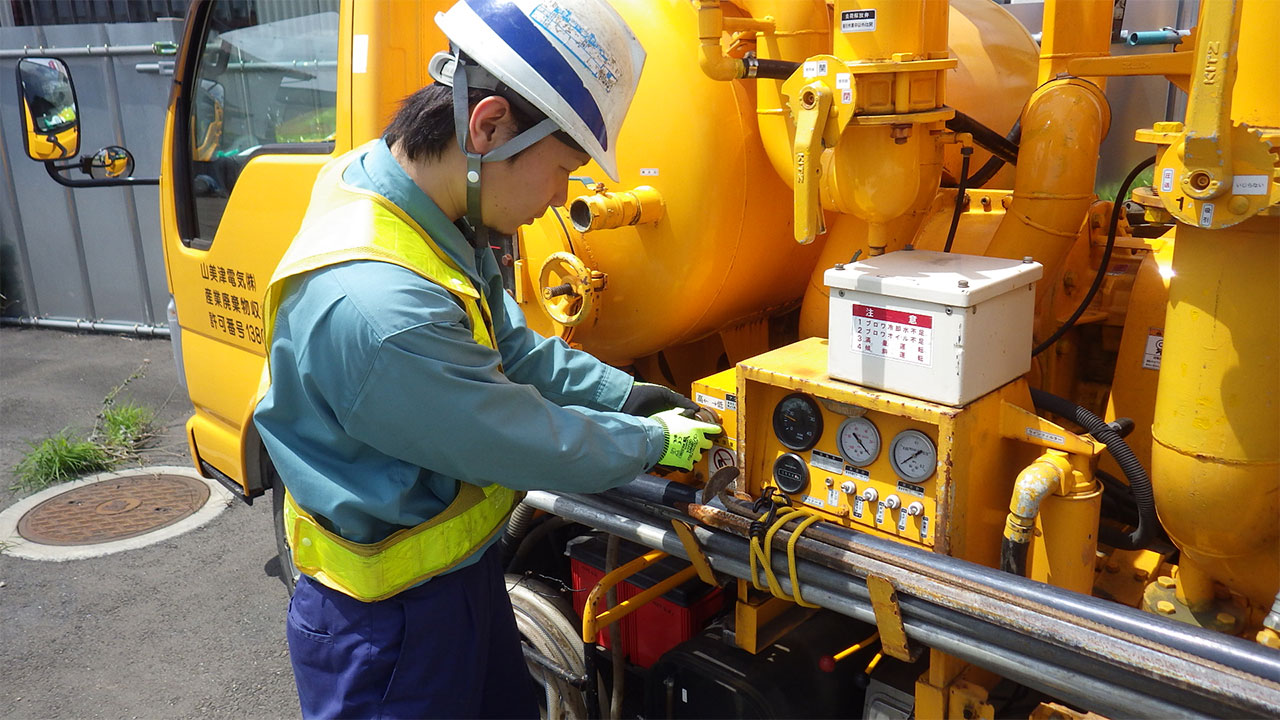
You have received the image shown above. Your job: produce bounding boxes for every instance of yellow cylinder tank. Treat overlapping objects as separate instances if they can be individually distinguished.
[516,0,822,366]
[1150,217,1279,615]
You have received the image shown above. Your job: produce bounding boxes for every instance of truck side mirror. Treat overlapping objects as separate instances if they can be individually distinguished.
[15,56,80,161]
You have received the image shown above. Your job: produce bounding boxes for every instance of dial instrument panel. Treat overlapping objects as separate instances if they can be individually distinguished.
[889,429,938,482]
[837,416,880,467]
[772,392,823,451]
[772,453,809,494]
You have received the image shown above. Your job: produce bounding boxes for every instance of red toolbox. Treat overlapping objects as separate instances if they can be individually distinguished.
[569,535,725,668]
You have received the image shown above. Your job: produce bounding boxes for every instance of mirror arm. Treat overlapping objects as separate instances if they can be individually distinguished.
[43,159,159,188]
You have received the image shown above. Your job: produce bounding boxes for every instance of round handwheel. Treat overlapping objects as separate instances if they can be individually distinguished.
[537,251,603,327]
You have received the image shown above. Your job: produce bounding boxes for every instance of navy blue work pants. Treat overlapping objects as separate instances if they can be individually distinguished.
[286,544,539,719]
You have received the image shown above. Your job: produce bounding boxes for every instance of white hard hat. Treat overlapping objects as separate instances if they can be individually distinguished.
[433,0,645,181]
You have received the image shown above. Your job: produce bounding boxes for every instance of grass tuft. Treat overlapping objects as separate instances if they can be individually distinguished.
[10,362,157,493]
[12,430,114,492]
[96,401,155,454]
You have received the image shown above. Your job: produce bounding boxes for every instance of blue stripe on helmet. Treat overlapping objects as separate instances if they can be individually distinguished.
[464,0,609,151]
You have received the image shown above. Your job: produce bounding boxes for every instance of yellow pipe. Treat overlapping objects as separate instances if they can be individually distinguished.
[582,549,699,643]
[696,0,747,81]
[833,631,880,662]
[1003,450,1101,595]
[748,0,831,186]
[1003,452,1072,543]
[985,78,1109,308]
[567,186,664,233]
[1038,0,1113,86]
[1150,215,1279,613]
[722,15,775,34]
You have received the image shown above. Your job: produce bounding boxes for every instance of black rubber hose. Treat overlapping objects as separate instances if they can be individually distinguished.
[943,145,973,253]
[1030,388,1157,550]
[946,119,1021,189]
[1000,536,1029,576]
[754,58,801,79]
[946,111,1020,166]
[963,154,1005,190]
[1033,156,1156,356]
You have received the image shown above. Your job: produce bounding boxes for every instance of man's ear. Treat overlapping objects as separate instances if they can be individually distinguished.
[467,95,516,155]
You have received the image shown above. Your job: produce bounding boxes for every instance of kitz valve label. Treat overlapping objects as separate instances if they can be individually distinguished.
[851,304,932,367]
[841,9,876,33]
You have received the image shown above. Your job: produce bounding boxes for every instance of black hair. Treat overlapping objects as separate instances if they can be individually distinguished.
[384,83,541,163]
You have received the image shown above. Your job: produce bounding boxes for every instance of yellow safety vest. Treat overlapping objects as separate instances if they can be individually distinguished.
[261,145,520,602]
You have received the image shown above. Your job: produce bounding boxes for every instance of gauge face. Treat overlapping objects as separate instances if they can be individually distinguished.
[837,416,881,467]
[772,393,823,452]
[772,453,810,494]
[889,429,937,483]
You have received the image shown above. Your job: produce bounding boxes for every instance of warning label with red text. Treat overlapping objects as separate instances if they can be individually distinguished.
[851,304,933,367]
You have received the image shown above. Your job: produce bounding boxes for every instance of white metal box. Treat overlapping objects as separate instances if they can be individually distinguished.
[824,250,1043,406]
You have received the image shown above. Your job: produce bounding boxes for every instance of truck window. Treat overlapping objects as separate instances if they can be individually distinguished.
[183,0,338,246]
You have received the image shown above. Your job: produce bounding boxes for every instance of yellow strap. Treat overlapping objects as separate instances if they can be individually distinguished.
[748,508,822,608]
[283,484,522,602]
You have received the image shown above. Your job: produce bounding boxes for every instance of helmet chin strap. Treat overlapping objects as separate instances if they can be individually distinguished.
[450,56,558,247]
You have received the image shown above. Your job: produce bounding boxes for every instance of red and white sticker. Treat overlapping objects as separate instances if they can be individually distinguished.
[851,304,932,367]
[1142,327,1163,370]
[709,446,736,472]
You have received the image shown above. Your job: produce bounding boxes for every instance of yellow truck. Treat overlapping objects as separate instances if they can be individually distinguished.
[14,0,1279,716]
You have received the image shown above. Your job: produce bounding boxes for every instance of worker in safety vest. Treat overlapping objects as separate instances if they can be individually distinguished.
[252,0,721,717]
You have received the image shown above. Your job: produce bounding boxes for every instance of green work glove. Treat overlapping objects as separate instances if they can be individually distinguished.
[621,382,700,417]
[650,408,722,471]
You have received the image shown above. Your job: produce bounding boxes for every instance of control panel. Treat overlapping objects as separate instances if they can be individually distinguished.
[756,384,941,548]
[734,337,1034,563]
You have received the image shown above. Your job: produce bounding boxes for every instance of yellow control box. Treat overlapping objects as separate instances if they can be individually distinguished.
[736,337,1038,565]
[691,368,739,483]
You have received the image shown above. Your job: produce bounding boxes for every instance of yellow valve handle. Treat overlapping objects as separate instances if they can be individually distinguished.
[537,251,605,327]
[791,82,833,245]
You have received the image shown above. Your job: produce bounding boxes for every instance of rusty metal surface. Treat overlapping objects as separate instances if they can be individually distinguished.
[867,574,915,661]
[17,473,210,546]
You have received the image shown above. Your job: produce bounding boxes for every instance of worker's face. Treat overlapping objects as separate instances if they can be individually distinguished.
[468,97,589,235]
[481,133,589,235]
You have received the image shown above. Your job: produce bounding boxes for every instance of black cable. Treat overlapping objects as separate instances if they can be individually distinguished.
[942,145,973,253]
[1032,156,1156,357]
[1030,388,1158,551]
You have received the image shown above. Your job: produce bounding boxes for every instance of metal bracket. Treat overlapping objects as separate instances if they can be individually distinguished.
[867,574,920,662]
[671,519,720,586]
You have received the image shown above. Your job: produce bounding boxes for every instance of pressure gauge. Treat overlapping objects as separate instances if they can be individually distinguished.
[837,416,881,467]
[772,453,810,494]
[772,393,823,451]
[889,429,937,482]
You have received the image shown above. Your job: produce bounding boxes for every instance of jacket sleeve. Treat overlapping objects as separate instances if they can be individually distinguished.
[332,273,666,493]
[491,289,635,412]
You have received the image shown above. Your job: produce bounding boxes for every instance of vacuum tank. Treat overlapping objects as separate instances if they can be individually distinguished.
[515,0,1037,368]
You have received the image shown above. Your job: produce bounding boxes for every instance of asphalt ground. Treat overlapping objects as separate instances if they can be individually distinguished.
[0,327,298,718]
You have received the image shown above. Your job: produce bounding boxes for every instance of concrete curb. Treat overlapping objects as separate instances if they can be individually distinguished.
[0,465,233,561]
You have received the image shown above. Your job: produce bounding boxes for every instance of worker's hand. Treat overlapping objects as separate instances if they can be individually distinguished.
[650,408,722,471]
[621,382,700,417]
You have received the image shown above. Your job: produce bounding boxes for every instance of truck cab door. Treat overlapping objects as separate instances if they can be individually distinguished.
[163,0,340,497]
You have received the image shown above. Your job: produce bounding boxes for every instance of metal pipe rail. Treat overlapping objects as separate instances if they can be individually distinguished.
[524,489,1280,719]
[0,42,178,59]
[0,315,170,337]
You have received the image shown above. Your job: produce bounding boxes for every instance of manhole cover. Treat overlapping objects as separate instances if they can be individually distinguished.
[16,472,210,546]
